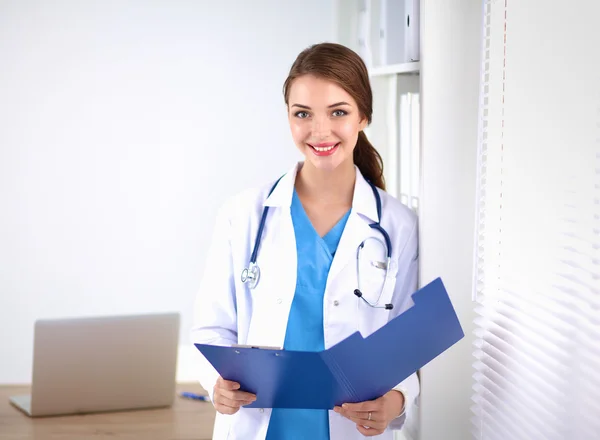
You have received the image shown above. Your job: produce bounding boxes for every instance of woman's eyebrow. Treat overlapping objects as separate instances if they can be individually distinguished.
[291,101,351,110]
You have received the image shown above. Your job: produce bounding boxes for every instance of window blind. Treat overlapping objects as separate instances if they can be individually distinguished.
[471,1,600,439]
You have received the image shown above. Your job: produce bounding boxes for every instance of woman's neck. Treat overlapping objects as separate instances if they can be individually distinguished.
[295,160,356,206]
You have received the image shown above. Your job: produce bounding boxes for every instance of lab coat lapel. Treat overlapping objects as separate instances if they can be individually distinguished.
[256,203,297,348]
[327,211,372,282]
[247,164,299,348]
[328,167,379,282]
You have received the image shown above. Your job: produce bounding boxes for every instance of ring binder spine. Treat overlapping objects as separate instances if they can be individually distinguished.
[321,350,359,402]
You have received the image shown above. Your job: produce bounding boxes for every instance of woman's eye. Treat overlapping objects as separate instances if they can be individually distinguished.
[332,109,347,117]
[295,111,309,119]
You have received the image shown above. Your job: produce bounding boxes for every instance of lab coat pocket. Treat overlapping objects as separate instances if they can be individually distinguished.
[356,257,399,336]
[356,243,398,307]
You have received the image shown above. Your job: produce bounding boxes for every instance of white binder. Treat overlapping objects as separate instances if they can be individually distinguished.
[379,0,406,65]
[406,0,420,62]
[378,0,420,65]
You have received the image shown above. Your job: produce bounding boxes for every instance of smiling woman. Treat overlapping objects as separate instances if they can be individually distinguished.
[191,42,420,440]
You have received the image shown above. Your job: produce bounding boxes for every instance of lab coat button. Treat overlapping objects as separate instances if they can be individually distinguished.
[276,298,282,304]
[259,408,264,413]
[333,300,340,306]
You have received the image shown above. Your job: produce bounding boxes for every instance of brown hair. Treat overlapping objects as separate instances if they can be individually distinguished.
[282,42,386,191]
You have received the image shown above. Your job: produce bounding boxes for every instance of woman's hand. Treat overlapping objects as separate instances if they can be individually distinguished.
[334,390,405,436]
[212,376,257,415]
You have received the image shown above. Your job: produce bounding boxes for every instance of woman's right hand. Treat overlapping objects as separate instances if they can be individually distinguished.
[212,376,257,415]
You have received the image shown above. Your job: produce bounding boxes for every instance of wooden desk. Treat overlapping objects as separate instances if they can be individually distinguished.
[0,383,216,440]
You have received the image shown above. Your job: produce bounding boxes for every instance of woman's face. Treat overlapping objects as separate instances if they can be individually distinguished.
[287,75,367,173]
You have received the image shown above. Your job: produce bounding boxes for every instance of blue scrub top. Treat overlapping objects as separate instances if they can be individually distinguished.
[266,189,351,440]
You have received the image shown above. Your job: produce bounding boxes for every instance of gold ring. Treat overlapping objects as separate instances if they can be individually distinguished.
[368,411,372,421]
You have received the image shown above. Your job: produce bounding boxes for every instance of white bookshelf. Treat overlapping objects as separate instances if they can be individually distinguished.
[369,61,420,77]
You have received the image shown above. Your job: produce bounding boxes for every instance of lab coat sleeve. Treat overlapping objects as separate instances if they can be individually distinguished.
[388,217,420,431]
[190,200,238,402]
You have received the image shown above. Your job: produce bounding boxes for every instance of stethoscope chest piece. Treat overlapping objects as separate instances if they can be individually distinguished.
[241,263,260,289]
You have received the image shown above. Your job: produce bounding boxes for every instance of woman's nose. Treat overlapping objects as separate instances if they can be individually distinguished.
[311,116,332,138]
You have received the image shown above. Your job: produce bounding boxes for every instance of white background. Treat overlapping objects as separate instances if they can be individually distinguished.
[0,0,332,384]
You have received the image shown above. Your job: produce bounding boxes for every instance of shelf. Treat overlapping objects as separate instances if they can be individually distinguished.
[369,62,420,77]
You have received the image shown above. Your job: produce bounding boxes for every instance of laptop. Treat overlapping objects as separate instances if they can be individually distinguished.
[10,312,180,417]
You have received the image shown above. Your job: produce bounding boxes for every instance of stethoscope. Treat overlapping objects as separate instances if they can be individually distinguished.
[241,177,394,310]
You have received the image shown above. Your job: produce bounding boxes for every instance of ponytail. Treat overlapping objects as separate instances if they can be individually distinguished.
[354,131,386,191]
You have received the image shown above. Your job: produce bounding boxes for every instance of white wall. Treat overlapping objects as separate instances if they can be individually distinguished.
[418,1,482,439]
[0,0,333,384]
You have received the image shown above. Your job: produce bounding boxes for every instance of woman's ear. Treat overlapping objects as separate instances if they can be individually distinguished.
[359,117,368,132]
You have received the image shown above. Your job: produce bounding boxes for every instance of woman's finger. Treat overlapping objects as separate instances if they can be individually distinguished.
[334,407,372,420]
[356,424,385,437]
[340,401,381,413]
[217,377,241,390]
[213,394,254,416]
[219,388,257,402]
[214,393,254,409]
[214,403,239,415]
[215,377,256,402]
[214,393,254,408]
[341,413,386,431]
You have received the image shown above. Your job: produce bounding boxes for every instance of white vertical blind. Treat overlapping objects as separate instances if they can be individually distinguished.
[472,1,600,439]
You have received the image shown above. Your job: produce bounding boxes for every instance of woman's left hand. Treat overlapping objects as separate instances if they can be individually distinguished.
[333,390,405,436]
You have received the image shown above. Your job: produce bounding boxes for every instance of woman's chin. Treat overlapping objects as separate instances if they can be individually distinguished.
[304,156,351,173]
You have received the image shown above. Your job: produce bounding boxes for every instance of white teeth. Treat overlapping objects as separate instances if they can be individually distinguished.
[312,144,337,152]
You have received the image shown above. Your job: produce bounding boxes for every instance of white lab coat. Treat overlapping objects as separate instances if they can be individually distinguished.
[191,162,420,440]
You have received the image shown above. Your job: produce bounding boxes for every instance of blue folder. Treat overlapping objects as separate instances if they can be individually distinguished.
[195,277,464,409]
